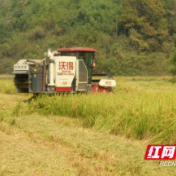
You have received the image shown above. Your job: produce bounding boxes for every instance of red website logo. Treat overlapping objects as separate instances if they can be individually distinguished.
[144,145,176,160]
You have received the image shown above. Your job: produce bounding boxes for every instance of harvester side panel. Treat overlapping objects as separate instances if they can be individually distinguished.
[76,60,88,91]
[55,56,76,92]
[29,66,44,93]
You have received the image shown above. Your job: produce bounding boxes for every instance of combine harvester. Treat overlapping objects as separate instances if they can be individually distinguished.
[12,48,116,94]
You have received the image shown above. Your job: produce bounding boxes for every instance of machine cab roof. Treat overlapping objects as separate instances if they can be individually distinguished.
[57,47,97,53]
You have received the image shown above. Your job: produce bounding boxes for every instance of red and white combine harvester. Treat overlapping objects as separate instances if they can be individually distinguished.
[12,48,116,94]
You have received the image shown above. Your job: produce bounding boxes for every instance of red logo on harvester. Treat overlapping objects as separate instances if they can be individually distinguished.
[145,145,176,160]
[59,62,73,70]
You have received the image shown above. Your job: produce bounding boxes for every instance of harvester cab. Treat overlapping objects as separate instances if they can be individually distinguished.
[12,48,116,94]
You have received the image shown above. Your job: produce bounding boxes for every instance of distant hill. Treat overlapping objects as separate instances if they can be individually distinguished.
[0,0,175,75]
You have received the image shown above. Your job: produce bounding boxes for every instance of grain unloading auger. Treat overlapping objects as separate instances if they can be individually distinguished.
[12,48,116,94]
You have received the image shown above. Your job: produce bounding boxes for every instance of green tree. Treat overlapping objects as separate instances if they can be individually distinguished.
[162,0,176,36]
[119,0,168,52]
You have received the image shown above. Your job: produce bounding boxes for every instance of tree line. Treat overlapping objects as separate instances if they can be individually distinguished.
[0,0,176,75]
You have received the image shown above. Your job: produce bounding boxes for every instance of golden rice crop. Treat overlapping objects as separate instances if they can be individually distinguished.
[11,76,176,144]
[0,79,16,94]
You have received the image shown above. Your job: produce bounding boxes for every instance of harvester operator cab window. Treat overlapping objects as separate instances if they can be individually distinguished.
[78,52,94,67]
[77,52,94,84]
[61,52,77,57]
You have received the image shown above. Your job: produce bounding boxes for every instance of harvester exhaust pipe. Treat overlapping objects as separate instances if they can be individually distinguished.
[44,49,55,92]
[48,60,55,86]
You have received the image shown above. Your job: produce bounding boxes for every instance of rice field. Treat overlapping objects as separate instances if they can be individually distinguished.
[0,75,176,176]
[10,76,176,144]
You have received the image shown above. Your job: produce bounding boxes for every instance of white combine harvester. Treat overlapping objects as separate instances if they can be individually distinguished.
[12,47,116,94]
